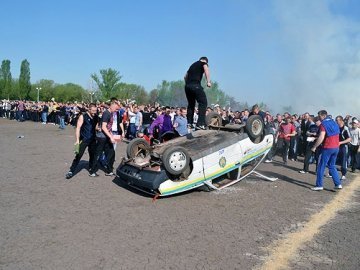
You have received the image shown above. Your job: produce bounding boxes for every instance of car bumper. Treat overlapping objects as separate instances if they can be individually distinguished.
[116,163,168,194]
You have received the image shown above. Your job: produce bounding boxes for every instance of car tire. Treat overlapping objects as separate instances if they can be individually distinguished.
[206,112,222,127]
[245,115,264,143]
[126,138,151,159]
[162,146,190,176]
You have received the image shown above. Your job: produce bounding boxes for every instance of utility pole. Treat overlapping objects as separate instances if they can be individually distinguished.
[36,87,42,102]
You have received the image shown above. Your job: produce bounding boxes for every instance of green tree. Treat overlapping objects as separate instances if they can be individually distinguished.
[10,79,21,100]
[53,83,87,102]
[155,80,186,106]
[114,83,149,104]
[204,81,229,108]
[91,68,122,100]
[1,60,12,99]
[31,79,56,101]
[19,59,31,99]
[148,89,159,105]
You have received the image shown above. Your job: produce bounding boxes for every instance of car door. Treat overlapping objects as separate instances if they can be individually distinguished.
[202,142,242,180]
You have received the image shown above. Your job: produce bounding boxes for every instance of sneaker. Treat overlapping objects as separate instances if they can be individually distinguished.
[195,125,206,130]
[264,159,273,163]
[324,174,332,178]
[299,170,307,174]
[105,172,114,176]
[290,158,295,161]
[335,185,342,190]
[311,187,324,191]
[341,175,346,180]
[65,171,73,179]
[89,172,99,177]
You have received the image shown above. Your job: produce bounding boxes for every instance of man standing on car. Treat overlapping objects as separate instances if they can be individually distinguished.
[184,56,211,130]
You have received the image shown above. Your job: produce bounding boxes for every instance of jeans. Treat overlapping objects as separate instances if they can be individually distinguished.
[337,145,348,176]
[16,110,24,121]
[126,123,136,139]
[91,138,115,173]
[289,135,299,160]
[185,84,207,126]
[59,116,65,129]
[69,140,97,173]
[41,112,48,123]
[316,148,341,188]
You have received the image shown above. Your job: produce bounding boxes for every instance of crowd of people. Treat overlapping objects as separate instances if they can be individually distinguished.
[1,98,359,187]
[2,57,359,191]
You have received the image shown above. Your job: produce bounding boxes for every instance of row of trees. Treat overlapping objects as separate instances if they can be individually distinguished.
[0,60,270,112]
[91,68,253,111]
[0,59,31,100]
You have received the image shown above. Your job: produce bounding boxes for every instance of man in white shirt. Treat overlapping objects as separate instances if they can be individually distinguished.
[349,119,360,172]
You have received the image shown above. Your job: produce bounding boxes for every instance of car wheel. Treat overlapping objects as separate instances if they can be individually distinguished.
[126,138,151,159]
[245,115,264,143]
[162,146,190,176]
[206,112,222,127]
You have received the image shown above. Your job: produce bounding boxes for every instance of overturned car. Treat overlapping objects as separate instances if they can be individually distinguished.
[116,113,274,196]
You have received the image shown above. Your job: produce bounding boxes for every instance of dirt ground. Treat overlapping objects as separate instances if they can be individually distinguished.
[1,119,359,270]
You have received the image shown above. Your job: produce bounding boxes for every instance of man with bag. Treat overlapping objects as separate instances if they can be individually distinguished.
[65,104,99,179]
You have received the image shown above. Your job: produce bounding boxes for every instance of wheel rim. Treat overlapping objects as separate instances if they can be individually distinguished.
[252,119,262,136]
[210,117,220,126]
[133,144,149,158]
[168,151,187,171]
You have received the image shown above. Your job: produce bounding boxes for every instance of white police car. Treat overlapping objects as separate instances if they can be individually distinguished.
[116,114,274,197]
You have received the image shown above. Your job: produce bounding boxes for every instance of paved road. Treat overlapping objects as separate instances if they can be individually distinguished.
[0,119,359,270]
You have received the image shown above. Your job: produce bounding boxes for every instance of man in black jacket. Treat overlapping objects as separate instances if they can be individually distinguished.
[300,112,311,156]
[65,103,99,179]
[184,57,211,130]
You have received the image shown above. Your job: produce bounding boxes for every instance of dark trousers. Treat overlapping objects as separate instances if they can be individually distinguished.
[92,138,115,173]
[303,143,318,172]
[349,144,359,172]
[300,136,308,156]
[69,140,97,173]
[268,138,290,163]
[185,84,207,126]
[337,145,348,176]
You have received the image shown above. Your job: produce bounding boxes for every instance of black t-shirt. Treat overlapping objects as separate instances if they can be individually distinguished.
[59,106,66,117]
[142,111,152,125]
[186,61,207,85]
[102,109,111,124]
[339,126,350,142]
[150,111,157,121]
[42,105,49,113]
